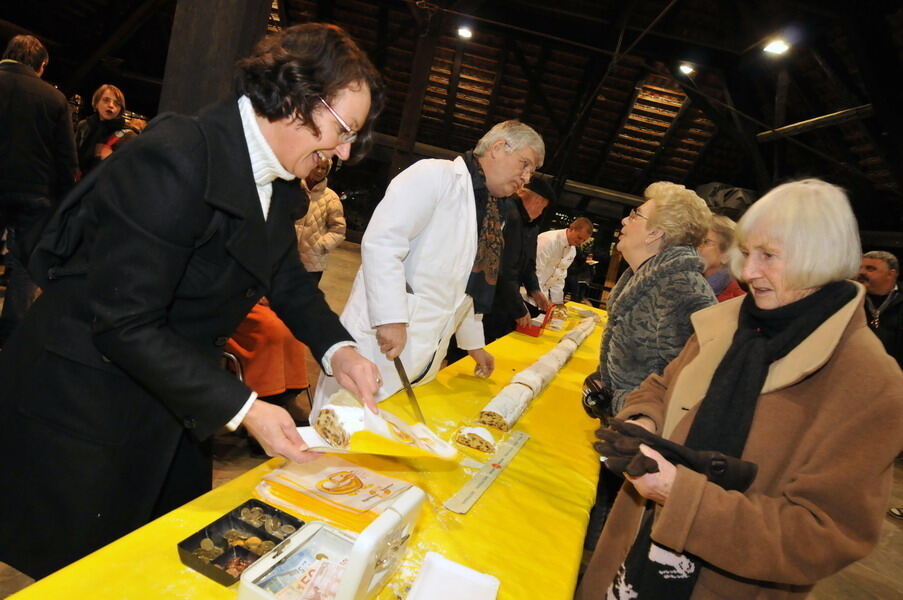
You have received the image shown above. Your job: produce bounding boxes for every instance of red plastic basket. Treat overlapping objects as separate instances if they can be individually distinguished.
[515,308,554,337]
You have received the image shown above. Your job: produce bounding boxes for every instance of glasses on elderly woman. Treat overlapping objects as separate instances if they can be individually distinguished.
[628,207,648,221]
[318,96,358,144]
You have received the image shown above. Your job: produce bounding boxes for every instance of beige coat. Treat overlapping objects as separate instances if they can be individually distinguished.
[577,283,903,600]
[296,178,345,273]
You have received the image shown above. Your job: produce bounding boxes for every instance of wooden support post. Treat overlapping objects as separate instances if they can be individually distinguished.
[159,0,271,115]
[772,67,789,182]
[601,245,622,307]
[442,40,465,146]
[388,12,441,178]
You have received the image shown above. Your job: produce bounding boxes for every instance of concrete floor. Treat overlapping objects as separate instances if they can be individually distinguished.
[2,241,902,598]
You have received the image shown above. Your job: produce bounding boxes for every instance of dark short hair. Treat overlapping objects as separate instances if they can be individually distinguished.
[525,176,557,205]
[235,23,384,164]
[2,35,48,72]
[864,250,899,273]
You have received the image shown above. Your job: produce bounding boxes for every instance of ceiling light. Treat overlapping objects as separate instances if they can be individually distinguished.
[764,39,789,55]
[679,63,694,75]
[457,26,473,39]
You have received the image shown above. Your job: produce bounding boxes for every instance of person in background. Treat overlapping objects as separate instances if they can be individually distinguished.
[482,177,553,345]
[296,153,345,284]
[75,84,136,174]
[0,23,383,578]
[857,250,901,368]
[699,213,745,302]
[579,179,903,600]
[0,34,78,348]
[532,216,593,308]
[312,120,545,418]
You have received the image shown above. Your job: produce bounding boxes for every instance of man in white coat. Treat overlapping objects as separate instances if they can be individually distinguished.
[532,217,593,305]
[313,120,545,417]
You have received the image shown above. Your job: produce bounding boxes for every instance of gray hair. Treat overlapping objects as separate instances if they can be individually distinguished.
[730,179,861,289]
[864,250,899,273]
[473,120,545,166]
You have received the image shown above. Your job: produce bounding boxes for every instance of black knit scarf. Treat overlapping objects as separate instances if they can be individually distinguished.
[463,151,505,314]
[609,280,856,599]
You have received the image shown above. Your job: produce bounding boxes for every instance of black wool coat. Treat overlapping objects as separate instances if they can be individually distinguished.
[0,61,77,197]
[0,97,350,577]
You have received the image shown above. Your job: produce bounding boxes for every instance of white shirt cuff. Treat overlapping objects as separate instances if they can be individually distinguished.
[321,341,357,376]
[226,392,257,431]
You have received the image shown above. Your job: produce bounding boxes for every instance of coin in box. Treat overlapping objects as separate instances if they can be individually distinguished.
[177,499,304,586]
[213,545,257,579]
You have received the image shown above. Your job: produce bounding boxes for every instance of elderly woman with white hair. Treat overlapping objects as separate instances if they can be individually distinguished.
[579,179,903,600]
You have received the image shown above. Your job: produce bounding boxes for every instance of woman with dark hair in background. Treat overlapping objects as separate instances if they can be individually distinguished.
[0,23,384,578]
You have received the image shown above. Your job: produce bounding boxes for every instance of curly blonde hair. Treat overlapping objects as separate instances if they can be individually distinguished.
[644,181,711,248]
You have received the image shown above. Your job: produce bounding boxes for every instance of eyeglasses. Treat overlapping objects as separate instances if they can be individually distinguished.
[318,96,358,144]
[628,207,648,221]
[504,141,537,178]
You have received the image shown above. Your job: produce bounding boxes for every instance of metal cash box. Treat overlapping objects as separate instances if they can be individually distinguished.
[177,499,304,586]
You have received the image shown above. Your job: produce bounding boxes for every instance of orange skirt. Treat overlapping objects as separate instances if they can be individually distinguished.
[225,302,308,396]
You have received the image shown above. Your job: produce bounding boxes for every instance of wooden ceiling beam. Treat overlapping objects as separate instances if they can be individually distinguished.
[843,10,903,195]
[65,0,172,90]
[510,41,564,131]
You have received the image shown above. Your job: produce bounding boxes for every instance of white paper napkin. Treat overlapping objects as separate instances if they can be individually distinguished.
[407,552,499,599]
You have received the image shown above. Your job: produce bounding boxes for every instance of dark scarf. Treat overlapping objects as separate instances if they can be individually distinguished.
[463,151,505,314]
[610,280,856,600]
[78,113,126,173]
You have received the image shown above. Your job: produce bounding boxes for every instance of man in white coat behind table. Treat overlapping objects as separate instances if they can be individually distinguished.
[530,217,594,307]
[312,120,545,419]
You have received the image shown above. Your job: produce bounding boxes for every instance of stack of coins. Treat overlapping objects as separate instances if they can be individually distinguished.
[192,538,224,563]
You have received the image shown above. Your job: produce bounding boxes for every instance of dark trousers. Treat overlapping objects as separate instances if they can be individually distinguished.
[0,193,53,347]
[482,310,518,346]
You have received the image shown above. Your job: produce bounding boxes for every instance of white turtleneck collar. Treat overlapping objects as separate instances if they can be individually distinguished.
[237,95,295,220]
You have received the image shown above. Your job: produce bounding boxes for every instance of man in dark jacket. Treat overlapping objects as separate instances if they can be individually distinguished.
[482,178,555,344]
[0,35,78,347]
[857,250,901,367]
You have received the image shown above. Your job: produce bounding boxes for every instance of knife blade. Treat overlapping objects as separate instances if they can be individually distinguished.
[393,357,427,425]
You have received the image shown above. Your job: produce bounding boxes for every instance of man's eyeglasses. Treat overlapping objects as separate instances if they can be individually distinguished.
[318,96,358,144]
[628,207,648,221]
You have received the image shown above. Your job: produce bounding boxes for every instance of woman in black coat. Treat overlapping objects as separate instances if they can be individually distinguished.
[0,23,383,578]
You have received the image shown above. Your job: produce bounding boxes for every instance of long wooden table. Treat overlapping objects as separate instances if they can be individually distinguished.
[12,307,605,600]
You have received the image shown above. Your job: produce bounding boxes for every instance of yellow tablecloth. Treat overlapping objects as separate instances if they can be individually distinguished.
[12,307,606,600]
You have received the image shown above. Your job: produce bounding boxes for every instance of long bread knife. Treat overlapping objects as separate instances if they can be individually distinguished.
[393,357,427,425]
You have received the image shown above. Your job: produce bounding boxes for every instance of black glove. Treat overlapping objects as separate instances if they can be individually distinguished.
[582,372,614,424]
[594,418,758,492]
